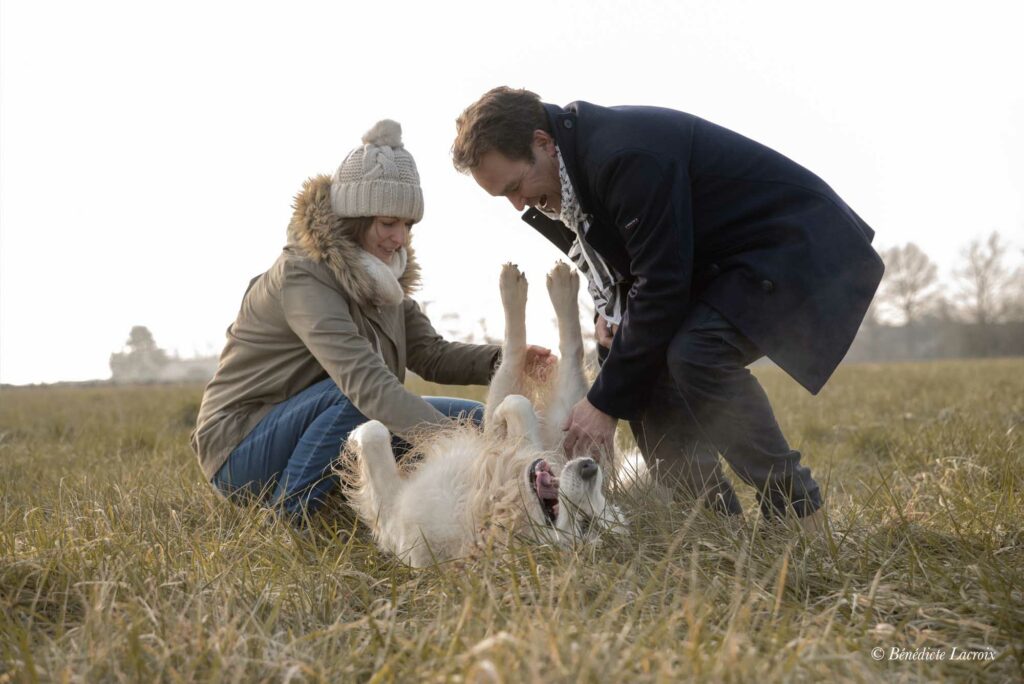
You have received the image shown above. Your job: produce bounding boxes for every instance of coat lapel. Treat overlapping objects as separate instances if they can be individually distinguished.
[544,102,598,216]
[536,102,634,279]
[520,208,576,255]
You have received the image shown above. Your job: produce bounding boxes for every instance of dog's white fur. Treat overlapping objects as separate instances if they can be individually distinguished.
[342,263,625,567]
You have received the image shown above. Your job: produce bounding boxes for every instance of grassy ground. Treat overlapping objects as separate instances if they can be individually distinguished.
[1,359,1021,682]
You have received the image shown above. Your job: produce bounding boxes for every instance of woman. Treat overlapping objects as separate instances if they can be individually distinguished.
[191,120,551,520]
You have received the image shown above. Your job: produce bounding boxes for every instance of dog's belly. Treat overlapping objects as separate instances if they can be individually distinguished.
[389,442,479,564]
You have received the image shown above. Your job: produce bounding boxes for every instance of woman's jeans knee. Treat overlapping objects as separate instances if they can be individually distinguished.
[212,378,483,519]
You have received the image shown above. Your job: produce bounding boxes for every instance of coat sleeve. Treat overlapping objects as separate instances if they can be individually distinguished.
[281,264,447,438]
[586,151,693,420]
[403,299,501,385]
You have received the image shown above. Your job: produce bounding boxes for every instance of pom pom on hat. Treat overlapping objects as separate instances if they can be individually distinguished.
[331,119,424,222]
[362,119,404,148]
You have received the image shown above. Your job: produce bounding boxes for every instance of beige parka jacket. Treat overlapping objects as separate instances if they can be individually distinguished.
[191,175,500,480]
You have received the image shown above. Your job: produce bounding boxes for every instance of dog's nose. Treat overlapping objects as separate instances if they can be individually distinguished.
[579,458,598,481]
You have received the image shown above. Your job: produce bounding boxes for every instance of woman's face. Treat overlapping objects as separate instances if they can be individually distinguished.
[361,216,412,263]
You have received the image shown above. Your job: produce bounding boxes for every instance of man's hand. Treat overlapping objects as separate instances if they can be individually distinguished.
[561,397,616,461]
[525,344,556,381]
[596,318,620,349]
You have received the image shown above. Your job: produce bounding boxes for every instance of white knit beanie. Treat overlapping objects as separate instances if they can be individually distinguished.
[330,120,424,222]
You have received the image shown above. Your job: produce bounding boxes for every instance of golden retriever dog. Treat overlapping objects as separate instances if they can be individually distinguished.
[342,262,625,567]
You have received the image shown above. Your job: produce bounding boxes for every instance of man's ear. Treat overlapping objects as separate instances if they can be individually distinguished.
[533,129,557,156]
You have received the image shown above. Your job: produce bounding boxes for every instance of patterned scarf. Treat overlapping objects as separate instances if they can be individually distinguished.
[548,149,627,326]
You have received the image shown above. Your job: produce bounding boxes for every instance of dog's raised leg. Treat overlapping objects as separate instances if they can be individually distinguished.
[541,262,589,451]
[491,394,543,450]
[345,421,402,529]
[484,263,529,430]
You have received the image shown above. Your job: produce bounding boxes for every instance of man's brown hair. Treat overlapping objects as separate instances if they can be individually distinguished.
[451,87,550,173]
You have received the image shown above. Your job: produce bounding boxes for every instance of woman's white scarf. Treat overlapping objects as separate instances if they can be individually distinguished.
[357,247,408,307]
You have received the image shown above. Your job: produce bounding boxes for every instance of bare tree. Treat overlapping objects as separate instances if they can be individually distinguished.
[1004,248,1024,322]
[126,326,163,355]
[879,243,940,326]
[956,231,1010,325]
[929,292,958,323]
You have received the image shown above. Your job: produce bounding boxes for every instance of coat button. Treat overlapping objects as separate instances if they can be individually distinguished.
[563,119,573,129]
[708,263,721,277]
[760,279,775,293]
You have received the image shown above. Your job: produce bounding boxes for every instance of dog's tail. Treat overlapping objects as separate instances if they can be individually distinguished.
[615,448,651,491]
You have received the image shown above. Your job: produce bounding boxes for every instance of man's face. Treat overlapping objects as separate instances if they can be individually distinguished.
[470,130,561,214]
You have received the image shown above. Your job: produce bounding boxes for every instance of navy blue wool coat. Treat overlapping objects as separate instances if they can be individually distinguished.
[522,101,884,420]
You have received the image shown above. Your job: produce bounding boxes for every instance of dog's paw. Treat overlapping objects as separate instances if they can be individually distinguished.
[499,262,528,310]
[493,393,535,421]
[601,504,630,535]
[493,394,540,442]
[546,261,579,311]
[614,450,650,491]
[349,420,390,451]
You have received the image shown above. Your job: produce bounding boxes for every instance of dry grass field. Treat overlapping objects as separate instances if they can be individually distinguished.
[1,359,1022,682]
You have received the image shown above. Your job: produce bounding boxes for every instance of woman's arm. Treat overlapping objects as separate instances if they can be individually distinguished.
[403,299,501,386]
[282,263,446,437]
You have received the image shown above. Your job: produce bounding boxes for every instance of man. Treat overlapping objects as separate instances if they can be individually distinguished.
[452,87,883,533]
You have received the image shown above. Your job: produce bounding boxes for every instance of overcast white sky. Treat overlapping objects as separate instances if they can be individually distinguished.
[2,0,1022,385]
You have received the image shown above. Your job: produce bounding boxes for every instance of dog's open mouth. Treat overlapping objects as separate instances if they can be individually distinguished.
[528,458,559,524]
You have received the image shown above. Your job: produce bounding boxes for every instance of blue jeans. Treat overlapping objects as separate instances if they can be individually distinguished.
[212,377,483,519]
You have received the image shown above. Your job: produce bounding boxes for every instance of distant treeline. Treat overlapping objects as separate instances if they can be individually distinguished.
[848,319,1024,362]
[847,230,1023,362]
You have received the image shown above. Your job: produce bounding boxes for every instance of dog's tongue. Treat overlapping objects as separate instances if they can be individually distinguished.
[534,470,559,499]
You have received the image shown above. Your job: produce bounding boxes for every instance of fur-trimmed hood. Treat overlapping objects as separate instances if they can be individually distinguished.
[286,174,422,306]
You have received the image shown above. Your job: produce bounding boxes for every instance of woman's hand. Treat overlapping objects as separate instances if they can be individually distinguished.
[526,345,556,381]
